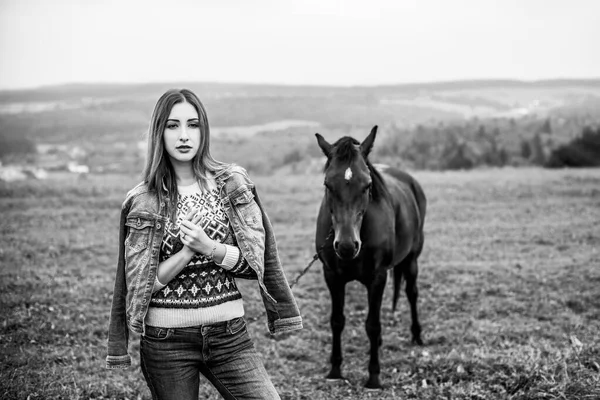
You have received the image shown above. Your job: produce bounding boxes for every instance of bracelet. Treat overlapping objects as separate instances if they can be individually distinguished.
[208,241,218,261]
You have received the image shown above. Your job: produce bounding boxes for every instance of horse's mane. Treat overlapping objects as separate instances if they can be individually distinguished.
[327,137,359,167]
[324,137,389,202]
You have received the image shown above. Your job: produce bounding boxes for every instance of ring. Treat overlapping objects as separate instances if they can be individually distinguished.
[181,233,186,240]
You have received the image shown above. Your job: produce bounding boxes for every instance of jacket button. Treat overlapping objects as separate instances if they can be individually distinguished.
[156,223,161,229]
[137,218,141,226]
[142,299,147,304]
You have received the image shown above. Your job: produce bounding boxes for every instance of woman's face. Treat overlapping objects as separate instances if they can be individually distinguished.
[163,101,201,164]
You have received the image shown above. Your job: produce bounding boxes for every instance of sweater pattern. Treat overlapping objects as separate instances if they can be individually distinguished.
[150,186,242,309]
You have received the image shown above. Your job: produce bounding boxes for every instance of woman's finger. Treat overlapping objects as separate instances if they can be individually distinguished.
[181,219,209,240]
[180,220,196,230]
[192,211,203,225]
[184,209,195,221]
[180,235,192,247]
[180,225,194,236]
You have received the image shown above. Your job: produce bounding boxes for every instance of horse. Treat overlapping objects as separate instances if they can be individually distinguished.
[314,126,427,389]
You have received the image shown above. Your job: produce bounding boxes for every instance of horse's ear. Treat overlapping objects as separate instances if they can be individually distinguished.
[360,125,378,157]
[315,133,332,157]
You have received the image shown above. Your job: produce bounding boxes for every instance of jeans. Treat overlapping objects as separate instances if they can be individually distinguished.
[140,317,280,400]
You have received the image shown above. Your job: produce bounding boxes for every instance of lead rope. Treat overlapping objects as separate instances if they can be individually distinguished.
[289,228,334,289]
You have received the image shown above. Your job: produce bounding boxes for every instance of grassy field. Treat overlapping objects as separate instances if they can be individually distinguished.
[1,167,599,399]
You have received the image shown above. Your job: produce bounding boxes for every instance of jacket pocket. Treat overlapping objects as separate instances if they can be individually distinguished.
[230,187,261,226]
[125,215,153,252]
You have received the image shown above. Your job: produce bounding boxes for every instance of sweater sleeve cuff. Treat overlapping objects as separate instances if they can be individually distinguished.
[216,244,240,270]
[153,275,166,292]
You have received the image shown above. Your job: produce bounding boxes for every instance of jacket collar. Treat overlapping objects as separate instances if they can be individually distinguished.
[213,164,235,185]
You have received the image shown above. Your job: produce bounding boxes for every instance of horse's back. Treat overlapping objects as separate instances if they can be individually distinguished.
[378,166,426,224]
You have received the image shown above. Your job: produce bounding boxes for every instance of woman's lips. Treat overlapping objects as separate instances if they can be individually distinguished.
[177,146,192,153]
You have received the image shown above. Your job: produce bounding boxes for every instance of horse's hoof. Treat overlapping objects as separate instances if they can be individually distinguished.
[325,372,346,382]
[364,379,382,390]
[326,378,348,384]
[325,376,348,384]
[413,337,424,346]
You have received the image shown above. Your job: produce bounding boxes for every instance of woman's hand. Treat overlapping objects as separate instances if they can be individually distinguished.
[179,210,215,256]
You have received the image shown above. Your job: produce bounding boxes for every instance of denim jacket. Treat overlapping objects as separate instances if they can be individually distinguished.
[106,165,303,369]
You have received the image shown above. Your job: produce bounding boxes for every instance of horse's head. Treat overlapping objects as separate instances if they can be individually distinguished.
[315,126,378,260]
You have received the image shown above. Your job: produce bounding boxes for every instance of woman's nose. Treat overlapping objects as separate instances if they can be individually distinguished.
[180,127,190,141]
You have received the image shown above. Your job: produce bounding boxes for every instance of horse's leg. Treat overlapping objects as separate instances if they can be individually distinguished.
[404,255,423,345]
[325,272,346,380]
[391,263,404,325]
[364,272,387,389]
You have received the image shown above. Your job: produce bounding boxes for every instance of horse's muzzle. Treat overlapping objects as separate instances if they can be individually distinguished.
[334,240,361,260]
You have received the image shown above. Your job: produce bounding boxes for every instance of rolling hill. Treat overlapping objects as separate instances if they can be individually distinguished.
[0,79,599,174]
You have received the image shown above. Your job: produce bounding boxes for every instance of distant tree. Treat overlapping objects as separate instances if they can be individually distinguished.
[520,139,532,159]
[529,133,547,165]
[498,147,509,165]
[375,124,404,157]
[403,133,434,169]
[476,125,486,138]
[439,135,476,170]
[539,118,552,135]
[281,148,304,166]
[0,131,36,158]
[546,126,600,168]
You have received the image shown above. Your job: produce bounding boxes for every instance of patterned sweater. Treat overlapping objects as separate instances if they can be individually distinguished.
[145,182,255,327]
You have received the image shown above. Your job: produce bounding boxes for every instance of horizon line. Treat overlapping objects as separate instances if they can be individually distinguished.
[2,77,600,93]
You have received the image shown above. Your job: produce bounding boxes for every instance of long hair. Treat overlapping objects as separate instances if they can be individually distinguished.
[143,88,227,219]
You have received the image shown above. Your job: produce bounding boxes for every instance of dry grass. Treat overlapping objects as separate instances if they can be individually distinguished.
[1,167,599,399]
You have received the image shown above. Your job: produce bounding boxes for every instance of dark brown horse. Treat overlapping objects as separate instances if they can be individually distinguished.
[314,126,426,389]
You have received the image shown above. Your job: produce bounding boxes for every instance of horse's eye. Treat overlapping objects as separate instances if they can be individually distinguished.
[363,183,372,193]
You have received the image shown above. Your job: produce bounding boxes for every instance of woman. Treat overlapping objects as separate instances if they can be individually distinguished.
[106,89,302,400]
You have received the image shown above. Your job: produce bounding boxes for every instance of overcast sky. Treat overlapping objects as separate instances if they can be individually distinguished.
[0,0,598,89]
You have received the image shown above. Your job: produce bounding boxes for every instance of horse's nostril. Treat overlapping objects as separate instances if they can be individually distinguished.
[354,241,359,249]
[333,241,339,250]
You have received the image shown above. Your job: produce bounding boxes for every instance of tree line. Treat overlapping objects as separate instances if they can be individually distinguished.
[372,116,600,170]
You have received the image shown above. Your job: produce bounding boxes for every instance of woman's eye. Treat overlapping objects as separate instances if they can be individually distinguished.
[189,123,199,128]
[167,123,178,129]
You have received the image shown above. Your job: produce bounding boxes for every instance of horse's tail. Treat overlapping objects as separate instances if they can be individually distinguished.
[392,263,403,312]
[409,178,427,232]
